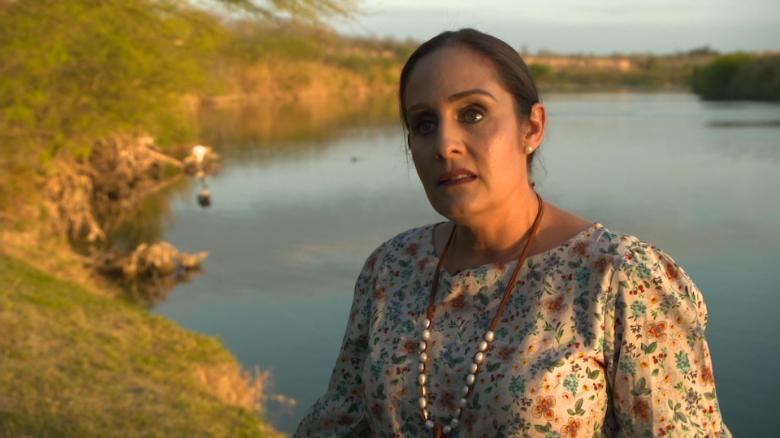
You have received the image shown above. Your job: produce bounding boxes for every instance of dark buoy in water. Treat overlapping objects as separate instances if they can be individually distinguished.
[197,188,211,208]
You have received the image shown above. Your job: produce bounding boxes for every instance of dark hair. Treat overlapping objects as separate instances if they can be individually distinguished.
[398,28,542,186]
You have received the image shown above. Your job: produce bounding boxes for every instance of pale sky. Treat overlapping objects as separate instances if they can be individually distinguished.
[330,0,780,54]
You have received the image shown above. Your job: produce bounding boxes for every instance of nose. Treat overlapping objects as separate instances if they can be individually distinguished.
[433,117,463,160]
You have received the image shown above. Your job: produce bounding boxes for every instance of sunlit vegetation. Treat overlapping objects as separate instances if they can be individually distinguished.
[214,20,415,99]
[0,2,776,432]
[0,0,373,435]
[0,253,284,437]
[0,0,400,165]
[0,0,410,211]
[523,47,721,92]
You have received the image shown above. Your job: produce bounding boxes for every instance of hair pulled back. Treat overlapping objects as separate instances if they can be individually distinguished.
[398,28,542,186]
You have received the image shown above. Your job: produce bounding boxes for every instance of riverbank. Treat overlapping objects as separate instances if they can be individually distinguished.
[0,133,288,435]
[0,252,284,437]
[1,3,772,434]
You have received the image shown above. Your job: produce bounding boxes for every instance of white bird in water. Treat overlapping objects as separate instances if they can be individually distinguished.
[192,145,208,164]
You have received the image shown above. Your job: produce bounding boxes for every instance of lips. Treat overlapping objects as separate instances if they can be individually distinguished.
[438,168,477,186]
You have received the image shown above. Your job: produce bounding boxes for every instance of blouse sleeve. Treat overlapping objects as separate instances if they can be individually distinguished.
[603,243,732,437]
[292,243,385,438]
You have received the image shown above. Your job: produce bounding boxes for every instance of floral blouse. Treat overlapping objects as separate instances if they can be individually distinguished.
[293,222,732,437]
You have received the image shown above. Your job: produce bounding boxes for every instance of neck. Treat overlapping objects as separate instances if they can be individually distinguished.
[453,188,542,261]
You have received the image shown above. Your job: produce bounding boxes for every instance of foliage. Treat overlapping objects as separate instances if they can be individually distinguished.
[691,53,780,101]
[529,63,552,81]
[528,51,719,92]
[0,253,281,437]
[0,0,224,164]
[690,53,755,100]
[0,0,388,170]
[218,18,413,72]
[217,0,360,22]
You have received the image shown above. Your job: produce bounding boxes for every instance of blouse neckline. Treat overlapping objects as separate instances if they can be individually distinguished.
[427,221,604,279]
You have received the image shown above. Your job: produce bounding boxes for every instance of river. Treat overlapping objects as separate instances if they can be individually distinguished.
[148,92,779,436]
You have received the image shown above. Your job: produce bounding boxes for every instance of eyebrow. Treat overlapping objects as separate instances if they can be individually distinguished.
[406,88,496,114]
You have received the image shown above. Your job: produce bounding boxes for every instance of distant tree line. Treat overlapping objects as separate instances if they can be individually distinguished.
[691,53,780,101]
[522,48,720,92]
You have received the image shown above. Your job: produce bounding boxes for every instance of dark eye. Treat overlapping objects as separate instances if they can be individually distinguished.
[459,107,484,123]
[412,119,436,136]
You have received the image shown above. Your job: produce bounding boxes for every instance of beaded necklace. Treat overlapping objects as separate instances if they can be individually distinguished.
[417,191,545,437]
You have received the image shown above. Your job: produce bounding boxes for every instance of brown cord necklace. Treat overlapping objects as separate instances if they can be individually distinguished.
[417,191,545,437]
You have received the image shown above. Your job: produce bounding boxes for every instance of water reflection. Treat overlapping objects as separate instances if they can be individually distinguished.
[147,93,780,436]
[708,119,780,127]
[196,92,398,164]
[108,177,190,252]
[107,94,400,303]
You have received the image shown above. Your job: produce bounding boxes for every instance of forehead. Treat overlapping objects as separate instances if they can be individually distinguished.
[404,45,505,108]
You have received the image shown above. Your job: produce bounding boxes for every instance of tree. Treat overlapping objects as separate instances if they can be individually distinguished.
[690,53,753,100]
[0,0,228,161]
[213,0,360,22]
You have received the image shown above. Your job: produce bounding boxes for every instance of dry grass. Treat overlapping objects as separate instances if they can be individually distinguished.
[0,253,285,437]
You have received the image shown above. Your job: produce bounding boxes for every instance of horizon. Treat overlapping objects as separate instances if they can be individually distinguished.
[327,0,780,55]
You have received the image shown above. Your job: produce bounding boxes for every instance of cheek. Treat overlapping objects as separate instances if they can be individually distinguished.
[470,124,524,185]
[410,147,433,183]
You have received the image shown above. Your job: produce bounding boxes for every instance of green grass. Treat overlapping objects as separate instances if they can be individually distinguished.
[0,253,279,437]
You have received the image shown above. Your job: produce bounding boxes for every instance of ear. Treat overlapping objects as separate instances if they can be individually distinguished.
[522,103,546,149]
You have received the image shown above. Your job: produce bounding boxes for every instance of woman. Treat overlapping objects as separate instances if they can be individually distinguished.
[294,28,731,437]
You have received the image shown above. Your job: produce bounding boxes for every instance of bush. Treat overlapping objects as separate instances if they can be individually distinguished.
[726,55,780,101]
[0,0,221,163]
[691,53,780,101]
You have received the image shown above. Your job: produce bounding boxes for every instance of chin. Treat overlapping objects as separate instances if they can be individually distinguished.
[430,198,479,223]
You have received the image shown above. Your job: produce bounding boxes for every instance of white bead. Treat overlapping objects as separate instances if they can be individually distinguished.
[466,373,475,385]
[454,408,461,418]
[419,352,427,362]
[418,363,425,372]
[424,319,431,329]
[451,417,460,427]
[425,420,435,430]
[474,352,485,364]
[478,340,488,351]
[485,331,495,342]
[469,363,478,373]
[461,385,469,396]
[419,397,427,409]
[419,341,427,351]
[443,426,452,434]
[419,374,427,385]
[459,397,467,407]
[422,409,428,420]
[422,329,431,340]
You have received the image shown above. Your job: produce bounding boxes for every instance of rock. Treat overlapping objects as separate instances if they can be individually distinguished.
[96,241,209,305]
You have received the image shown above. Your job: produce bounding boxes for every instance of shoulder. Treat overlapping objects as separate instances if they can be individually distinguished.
[585,223,691,279]
[611,228,698,293]
[602,226,709,329]
[357,222,438,274]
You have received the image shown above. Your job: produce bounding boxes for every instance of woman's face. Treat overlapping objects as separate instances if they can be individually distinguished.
[403,45,542,223]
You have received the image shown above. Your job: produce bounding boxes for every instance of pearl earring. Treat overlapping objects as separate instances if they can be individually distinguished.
[526,145,534,154]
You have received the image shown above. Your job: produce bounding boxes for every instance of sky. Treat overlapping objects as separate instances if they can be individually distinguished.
[328,0,780,54]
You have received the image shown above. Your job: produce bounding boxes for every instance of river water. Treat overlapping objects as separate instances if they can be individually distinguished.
[150,93,779,436]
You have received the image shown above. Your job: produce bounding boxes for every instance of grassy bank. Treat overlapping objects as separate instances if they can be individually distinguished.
[0,252,283,437]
